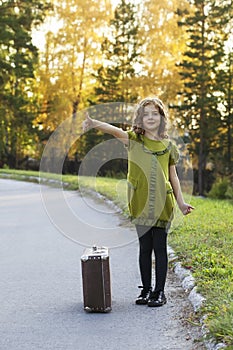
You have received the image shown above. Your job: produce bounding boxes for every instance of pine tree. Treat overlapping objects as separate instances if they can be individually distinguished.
[225,52,233,175]
[176,0,232,195]
[94,0,142,104]
[215,38,233,177]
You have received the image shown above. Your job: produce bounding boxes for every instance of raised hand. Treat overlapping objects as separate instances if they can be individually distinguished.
[82,112,94,132]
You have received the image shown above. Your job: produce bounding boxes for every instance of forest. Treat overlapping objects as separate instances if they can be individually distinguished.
[0,0,232,195]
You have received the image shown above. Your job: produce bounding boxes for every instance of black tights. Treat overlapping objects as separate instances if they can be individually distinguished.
[136,225,168,292]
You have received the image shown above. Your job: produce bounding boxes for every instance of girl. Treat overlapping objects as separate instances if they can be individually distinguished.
[82,97,194,307]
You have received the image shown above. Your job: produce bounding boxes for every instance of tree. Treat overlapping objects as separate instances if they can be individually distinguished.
[35,0,112,124]
[32,0,114,173]
[94,0,142,104]
[32,0,113,171]
[0,0,51,167]
[215,18,233,177]
[212,50,233,178]
[176,0,232,195]
[139,0,190,103]
[224,51,233,175]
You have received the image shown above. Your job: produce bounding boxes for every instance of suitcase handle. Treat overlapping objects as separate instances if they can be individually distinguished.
[81,245,109,261]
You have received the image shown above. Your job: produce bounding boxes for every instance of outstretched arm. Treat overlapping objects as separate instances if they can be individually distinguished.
[82,113,129,145]
[169,165,194,215]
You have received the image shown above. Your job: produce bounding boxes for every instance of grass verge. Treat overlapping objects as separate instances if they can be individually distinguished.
[170,196,233,347]
[1,169,233,346]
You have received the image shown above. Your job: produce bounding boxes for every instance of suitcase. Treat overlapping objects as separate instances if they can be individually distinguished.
[81,245,112,313]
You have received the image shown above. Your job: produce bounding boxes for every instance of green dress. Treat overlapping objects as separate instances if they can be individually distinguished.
[127,131,179,230]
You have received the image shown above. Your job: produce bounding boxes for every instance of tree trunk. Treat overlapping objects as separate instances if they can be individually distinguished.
[198,125,205,196]
[227,53,232,175]
[198,3,206,196]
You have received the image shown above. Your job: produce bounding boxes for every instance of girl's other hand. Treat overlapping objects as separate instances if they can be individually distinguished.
[180,203,195,215]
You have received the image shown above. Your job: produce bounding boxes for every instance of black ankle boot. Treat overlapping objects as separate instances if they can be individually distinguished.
[135,286,152,305]
[148,290,167,307]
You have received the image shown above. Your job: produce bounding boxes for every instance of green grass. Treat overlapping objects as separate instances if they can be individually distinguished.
[169,196,233,346]
[0,169,233,346]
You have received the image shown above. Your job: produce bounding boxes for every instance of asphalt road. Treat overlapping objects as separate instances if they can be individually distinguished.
[0,179,205,350]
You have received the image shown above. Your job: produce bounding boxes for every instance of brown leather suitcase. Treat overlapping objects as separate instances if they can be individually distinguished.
[81,246,112,313]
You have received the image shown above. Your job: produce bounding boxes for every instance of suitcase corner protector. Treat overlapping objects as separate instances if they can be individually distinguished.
[104,306,112,313]
[81,256,88,262]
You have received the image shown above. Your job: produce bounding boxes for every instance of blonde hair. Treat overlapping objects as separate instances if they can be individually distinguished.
[132,97,168,139]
